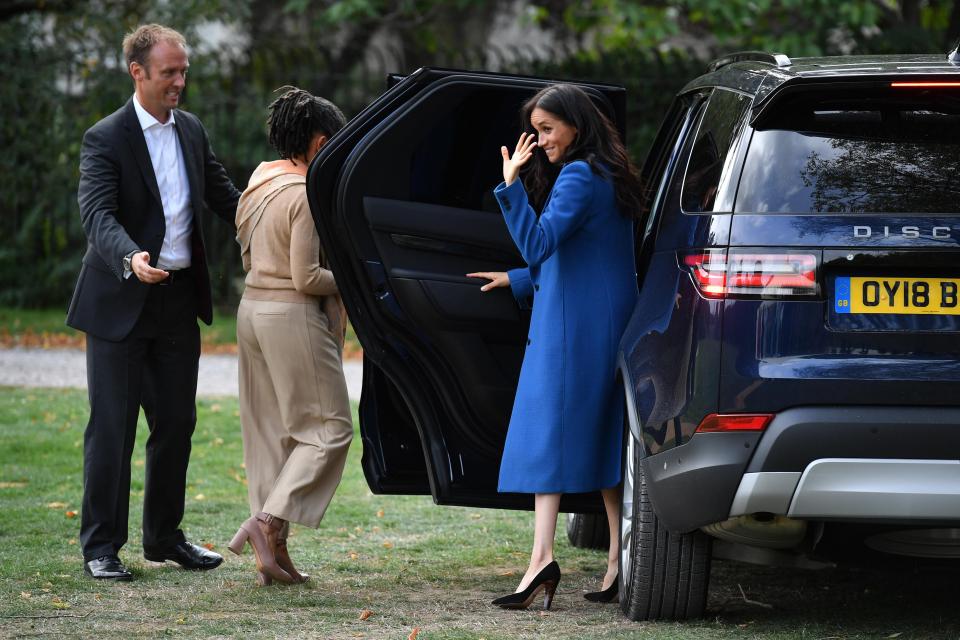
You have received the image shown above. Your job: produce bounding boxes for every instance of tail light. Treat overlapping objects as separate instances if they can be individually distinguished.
[696,413,774,433]
[681,249,819,299]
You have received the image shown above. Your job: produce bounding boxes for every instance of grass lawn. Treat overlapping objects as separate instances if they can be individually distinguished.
[0,307,362,357]
[0,306,238,351]
[0,387,957,639]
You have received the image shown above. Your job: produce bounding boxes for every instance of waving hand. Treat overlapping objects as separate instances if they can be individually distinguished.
[501,132,537,186]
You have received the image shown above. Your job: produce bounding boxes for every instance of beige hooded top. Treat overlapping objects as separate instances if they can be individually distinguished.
[235,162,346,343]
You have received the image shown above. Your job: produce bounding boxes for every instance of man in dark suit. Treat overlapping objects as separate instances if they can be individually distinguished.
[67,24,241,580]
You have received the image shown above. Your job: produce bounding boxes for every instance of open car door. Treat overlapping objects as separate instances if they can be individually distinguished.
[307,68,626,511]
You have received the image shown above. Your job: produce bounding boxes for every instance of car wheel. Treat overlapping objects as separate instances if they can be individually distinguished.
[619,428,712,620]
[566,512,609,549]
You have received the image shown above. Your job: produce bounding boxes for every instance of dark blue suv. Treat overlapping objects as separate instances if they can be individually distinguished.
[307,50,960,622]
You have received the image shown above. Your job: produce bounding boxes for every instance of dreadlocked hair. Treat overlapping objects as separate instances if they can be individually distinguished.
[267,86,347,165]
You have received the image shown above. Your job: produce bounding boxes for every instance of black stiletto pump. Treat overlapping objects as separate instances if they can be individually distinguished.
[491,561,561,610]
[584,574,619,602]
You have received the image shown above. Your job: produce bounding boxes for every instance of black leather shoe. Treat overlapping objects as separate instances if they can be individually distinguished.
[144,540,223,570]
[83,555,133,581]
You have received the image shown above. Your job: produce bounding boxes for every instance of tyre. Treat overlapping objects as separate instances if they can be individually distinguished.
[619,429,712,620]
[566,512,609,549]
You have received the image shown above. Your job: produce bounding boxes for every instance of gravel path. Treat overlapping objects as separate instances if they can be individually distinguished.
[0,347,362,400]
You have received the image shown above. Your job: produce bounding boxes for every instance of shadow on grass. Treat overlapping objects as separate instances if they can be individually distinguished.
[708,560,958,638]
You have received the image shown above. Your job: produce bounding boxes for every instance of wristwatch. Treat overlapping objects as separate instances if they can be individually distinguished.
[122,250,139,278]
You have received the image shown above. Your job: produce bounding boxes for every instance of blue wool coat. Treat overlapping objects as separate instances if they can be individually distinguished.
[495,160,638,494]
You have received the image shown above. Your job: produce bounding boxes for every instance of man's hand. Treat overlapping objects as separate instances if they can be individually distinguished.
[131,251,169,284]
[467,271,510,292]
[501,132,537,186]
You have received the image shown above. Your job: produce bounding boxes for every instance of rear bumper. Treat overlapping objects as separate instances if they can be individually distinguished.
[732,459,960,520]
[644,406,960,532]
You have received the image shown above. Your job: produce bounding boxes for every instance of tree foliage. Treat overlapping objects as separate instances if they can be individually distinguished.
[537,0,957,55]
[3,0,958,308]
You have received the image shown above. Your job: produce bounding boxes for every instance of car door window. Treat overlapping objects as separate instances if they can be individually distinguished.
[409,94,523,213]
[681,89,752,213]
[643,94,708,240]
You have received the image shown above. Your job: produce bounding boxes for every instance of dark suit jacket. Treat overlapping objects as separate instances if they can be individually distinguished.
[67,98,240,341]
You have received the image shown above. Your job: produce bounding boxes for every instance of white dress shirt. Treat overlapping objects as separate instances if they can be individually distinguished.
[133,94,193,270]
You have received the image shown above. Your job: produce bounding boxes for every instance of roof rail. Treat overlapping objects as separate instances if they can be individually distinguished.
[709,51,792,72]
[949,42,960,64]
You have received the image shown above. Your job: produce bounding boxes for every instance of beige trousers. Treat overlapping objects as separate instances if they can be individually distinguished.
[237,297,353,528]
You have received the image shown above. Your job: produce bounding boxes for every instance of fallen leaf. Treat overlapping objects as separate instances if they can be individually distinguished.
[194,494,205,501]
[65,510,77,518]
[372,526,381,532]
[538,611,548,617]
[213,437,224,446]
[358,609,374,621]
[94,593,102,601]
[47,501,67,508]
[408,628,420,640]
[470,513,482,519]
[498,571,515,577]
[203,542,215,550]
[0,481,27,489]
[382,541,394,549]
[68,538,77,545]
[176,617,186,624]
[887,634,903,639]
[376,509,384,518]
[349,552,359,560]
[51,598,70,610]
[20,592,31,599]
[134,459,144,467]
[210,404,221,413]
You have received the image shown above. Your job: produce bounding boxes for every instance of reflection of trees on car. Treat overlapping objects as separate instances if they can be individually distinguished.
[801,137,960,214]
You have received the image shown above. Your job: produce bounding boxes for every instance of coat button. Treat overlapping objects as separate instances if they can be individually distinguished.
[534,284,539,291]
[527,338,531,345]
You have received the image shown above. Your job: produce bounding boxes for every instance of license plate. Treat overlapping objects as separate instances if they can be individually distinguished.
[835,276,960,315]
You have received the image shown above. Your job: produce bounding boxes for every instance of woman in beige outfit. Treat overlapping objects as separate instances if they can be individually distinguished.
[227,87,352,585]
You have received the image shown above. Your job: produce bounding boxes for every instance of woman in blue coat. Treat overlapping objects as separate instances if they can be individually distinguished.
[469,84,642,610]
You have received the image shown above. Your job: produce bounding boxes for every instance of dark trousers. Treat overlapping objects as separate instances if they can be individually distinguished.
[79,275,200,561]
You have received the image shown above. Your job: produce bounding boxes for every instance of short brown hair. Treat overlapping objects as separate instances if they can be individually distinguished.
[122,24,187,72]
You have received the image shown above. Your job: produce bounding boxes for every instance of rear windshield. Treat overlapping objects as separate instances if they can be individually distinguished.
[736,99,960,214]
